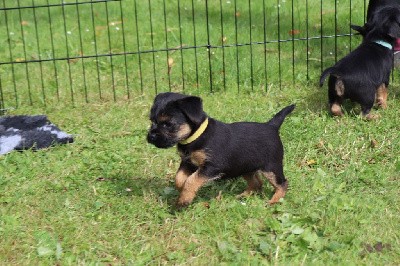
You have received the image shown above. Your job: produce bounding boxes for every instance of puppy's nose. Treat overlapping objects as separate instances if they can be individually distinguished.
[147,132,157,143]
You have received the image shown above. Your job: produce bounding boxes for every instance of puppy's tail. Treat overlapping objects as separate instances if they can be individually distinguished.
[267,104,295,129]
[319,67,336,87]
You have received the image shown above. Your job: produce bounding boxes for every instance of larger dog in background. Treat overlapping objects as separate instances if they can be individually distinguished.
[320,5,400,119]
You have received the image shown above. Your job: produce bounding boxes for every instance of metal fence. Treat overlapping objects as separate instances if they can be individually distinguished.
[0,0,369,109]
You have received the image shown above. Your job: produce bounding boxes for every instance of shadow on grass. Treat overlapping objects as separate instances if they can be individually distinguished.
[94,173,275,212]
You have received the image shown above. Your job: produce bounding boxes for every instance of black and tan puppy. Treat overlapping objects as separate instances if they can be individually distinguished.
[147,92,295,207]
[320,6,400,119]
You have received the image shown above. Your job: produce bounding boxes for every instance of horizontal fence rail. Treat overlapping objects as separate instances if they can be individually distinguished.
[0,0,370,109]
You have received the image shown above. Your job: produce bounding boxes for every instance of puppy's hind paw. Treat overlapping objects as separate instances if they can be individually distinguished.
[330,103,344,117]
[268,181,288,205]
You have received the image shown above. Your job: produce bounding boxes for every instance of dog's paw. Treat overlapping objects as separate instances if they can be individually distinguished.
[236,190,255,199]
[330,103,344,117]
[376,101,387,109]
[364,113,380,120]
[175,198,191,209]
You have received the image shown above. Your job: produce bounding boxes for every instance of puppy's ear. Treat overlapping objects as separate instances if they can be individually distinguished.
[175,96,206,125]
[350,24,367,37]
[388,19,400,38]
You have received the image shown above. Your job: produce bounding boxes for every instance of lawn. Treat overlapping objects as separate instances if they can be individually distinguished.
[1,0,368,106]
[1,0,400,265]
[1,85,399,264]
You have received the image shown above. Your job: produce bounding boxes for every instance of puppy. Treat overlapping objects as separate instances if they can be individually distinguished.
[320,6,400,119]
[147,92,295,207]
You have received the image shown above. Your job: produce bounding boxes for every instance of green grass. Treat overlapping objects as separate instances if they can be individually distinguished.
[1,0,400,264]
[1,85,400,264]
[1,0,369,107]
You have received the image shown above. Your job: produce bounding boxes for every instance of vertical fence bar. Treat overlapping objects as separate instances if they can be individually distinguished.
[17,0,33,105]
[349,0,352,51]
[364,0,367,23]
[306,0,310,80]
[334,0,338,63]
[205,0,213,92]
[0,75,4,112]
[133,0,144,93]
[90,0,102,99]
[32,0,46,105]
[219,0,226,91]
[3,0,18,107]
[263,0,268,90]
[177,0,185,91]
[320,0,323,73]
[191,0,200,90]
[46,0,60,101]
[61,0,75,104]
[118,0,130,100]
[163,0,172,91]
[104,1,116,101]
[248,0,254,91]
[148,0,158,93]
[75,0,88,103]
[234,0,240,92]
[291,0,295,84]
[277,0,282,90]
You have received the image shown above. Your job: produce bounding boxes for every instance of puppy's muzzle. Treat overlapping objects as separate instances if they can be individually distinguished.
[147,131,158,144]
[147,131,164,146]
[147,130,175,148]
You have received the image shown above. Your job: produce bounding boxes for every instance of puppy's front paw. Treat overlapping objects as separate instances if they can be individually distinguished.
[364,113,380,120]
[376,100,387,109]
[175,199,191,209]
[236,190,254,199]
[176,194,194,208]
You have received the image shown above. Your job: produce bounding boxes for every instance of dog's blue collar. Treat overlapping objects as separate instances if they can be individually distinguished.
[374,40,393,50]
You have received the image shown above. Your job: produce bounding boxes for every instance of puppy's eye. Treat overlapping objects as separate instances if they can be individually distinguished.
[161,121,172,128]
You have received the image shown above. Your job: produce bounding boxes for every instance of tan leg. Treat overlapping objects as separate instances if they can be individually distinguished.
[260,171,288,205]
[175,167,192,192]
[330,102,343,117]
[237,173,263,198]
[376,84,388,109]
[176,170,209,207]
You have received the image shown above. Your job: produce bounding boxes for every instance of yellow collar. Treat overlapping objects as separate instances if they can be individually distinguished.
[179,118,209,145]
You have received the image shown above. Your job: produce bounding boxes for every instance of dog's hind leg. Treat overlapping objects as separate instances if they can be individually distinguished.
[328,77,344,116]
[376,84,388,109]
[260,171,288,205]
[237,172,263,198]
